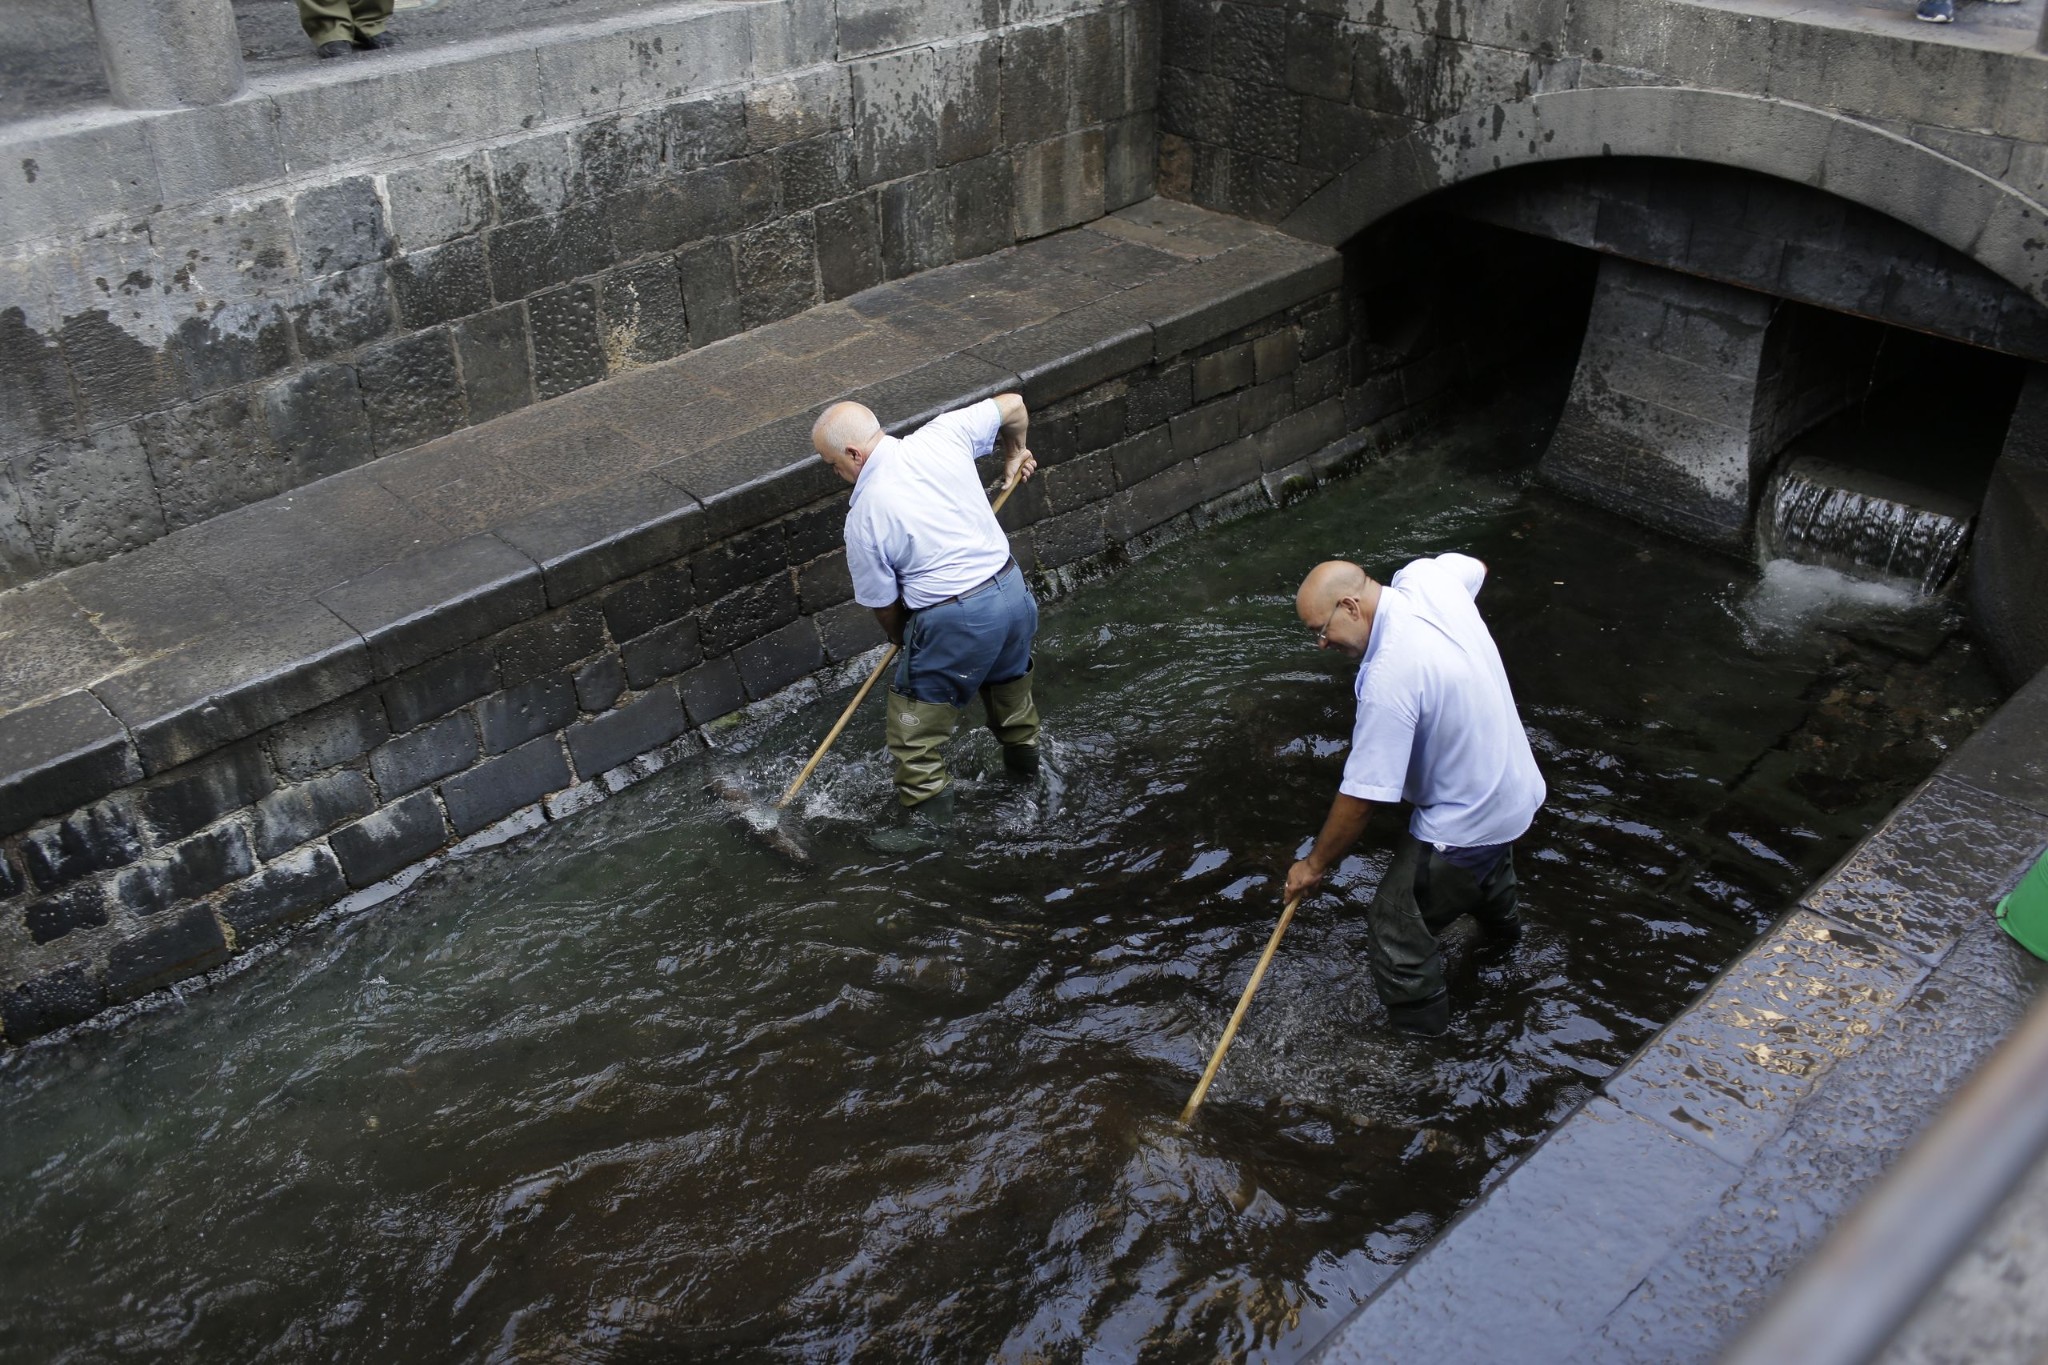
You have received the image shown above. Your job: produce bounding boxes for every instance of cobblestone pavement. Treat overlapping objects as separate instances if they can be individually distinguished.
[0,0,671,122]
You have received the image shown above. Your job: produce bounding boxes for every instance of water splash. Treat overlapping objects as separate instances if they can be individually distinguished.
[1760,457,1974,593]
[1737,559,1951,653]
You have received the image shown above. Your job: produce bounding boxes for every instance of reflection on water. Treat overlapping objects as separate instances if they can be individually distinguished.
[0,391,2002,1363]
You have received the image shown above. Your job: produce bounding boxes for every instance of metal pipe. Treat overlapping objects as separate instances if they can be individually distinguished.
[1720,991,2048,1365]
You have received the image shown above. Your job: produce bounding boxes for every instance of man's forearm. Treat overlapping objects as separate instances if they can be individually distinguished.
[873,601,907,646]
[994,393,1030,464]
[1306,793,1374,876]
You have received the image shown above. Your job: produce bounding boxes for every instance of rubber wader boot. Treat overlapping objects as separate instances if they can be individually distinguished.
[866,784,958,854]
[1387,990,1450,1038]
[1474,917,1523,959]
[886,690,960,804]
[979,672,1042,779]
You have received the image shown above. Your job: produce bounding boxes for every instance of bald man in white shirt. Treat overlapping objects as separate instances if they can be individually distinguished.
[812,395,1040,844]
[1286,554,1547,1036]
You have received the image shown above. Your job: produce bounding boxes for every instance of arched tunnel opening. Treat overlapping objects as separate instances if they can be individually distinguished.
[1330,157,2044,675]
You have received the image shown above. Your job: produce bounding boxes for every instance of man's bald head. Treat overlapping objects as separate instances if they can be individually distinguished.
[1296,560,1369,622]
[1296,560,1379,656]
[813,402,884,484]
[813,402,881,458]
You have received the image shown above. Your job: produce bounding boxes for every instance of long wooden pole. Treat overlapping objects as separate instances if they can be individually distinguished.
[775,474,1023,812]
[776,643,897,808]
[1179,895,1302,1124]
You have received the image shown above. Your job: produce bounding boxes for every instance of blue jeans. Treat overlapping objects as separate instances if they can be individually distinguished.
[895,564,1038,707]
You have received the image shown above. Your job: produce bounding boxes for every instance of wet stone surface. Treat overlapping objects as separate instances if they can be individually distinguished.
[1320,1098,1741,1365]
[1802,776,2048,964]
[1591,971,2034,1365]
[1603,914,1929,1165]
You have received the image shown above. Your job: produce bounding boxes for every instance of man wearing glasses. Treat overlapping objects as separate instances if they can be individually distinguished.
[1284,554,1546,1036]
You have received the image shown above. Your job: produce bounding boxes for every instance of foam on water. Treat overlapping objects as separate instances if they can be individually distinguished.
[1737,557,1953,651]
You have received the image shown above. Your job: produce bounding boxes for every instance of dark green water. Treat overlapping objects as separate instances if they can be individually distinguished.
[0,398,2001,1363]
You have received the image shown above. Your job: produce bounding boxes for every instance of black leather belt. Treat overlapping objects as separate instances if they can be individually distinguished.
[923,556,1017,609]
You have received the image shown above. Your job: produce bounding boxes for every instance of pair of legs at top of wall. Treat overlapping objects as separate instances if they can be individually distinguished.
[884,562,1042,826]
[1364,834,1523,1037]
[1916,0,2019,23]
[299,0,396,56]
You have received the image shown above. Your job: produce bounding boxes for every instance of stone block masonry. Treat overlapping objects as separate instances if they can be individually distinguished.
[1156,0,2048,239]
[1538,256,1878,552]
[0,0,1160,591]
[0,200,1490,1045]
[1452,160,2048,371]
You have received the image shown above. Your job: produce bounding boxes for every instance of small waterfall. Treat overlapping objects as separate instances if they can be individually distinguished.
[1759,457,1975,594]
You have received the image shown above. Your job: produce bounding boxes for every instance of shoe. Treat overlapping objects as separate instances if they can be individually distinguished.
[865,787,956,854]
[353,30,398,49]
[1002,743,1041,780]
[316,40,354,58]
[1387,991,1450,1037]
[1915,0,1954,21]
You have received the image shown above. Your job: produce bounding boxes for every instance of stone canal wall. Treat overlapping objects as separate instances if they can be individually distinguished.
[0,0,1158,590]
[0,201,1551,1044]
[1977,369,2048,684]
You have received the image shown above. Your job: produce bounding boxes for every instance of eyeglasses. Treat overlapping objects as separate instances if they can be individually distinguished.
[1313,598,1349,646]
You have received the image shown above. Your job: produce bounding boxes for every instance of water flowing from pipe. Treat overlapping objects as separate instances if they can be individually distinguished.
[1760,457,1974,594]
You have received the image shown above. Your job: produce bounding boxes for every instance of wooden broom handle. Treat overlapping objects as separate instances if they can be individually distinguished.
[1180,896,1302,1124]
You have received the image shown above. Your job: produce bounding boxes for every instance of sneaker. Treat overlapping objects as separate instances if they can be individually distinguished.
[353,30,399,49]
[1915,0,1954,21]
[316,40,354,58]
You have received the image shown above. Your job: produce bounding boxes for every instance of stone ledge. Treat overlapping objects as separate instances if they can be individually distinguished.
[0,0,768,247]
[1307,666,2048,1364]
[0,0,1160,592]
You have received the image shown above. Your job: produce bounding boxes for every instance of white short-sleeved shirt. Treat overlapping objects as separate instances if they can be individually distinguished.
[1340,553,1546,848]
[844,400,1011,610]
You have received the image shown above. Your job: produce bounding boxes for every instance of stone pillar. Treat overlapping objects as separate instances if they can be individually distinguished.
[1972,365,2048,686]
[1539,257,1875,553]
[91,0,244,109]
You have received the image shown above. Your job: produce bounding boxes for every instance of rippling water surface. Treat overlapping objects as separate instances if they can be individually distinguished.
[0,395,2002,1363]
